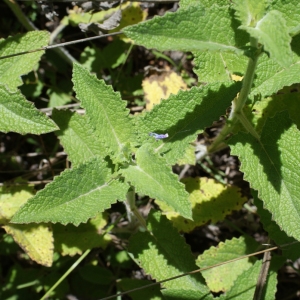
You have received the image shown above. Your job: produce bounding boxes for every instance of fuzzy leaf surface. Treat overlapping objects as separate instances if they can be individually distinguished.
[240,10,292,67]
[229,111,300,241]
[270,0,300,36]
[218,259,280,300]
[197,236,259,292]
[129,211,212,299]
[193,51,248,83]
[241,90,300,137]
[137,82,240,164]
[180,0,228,9]
[72,63,135,158]
[11,158,128,225]
[253,191,300,261]
[121,144,192,219]
[0,85,58,134]
[251,37,300,98]
[0,31,49,89]
[197,6,299,87]
[123,5,245,54]
[52,109,106,166]
[233,0,266,26]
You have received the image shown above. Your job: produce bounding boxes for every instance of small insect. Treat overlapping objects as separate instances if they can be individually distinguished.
[149,132,169,140]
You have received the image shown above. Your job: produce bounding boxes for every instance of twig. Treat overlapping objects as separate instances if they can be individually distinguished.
[253,241,272,300]
[39,102,81,113]
[0,32,122,60]
[99,245,280,300]
[179,164,190,180]
[0,180,52,186]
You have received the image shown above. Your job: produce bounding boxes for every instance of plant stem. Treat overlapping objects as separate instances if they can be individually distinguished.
[253,239,272,300]
[40,249,91,300]
[208,38,262,153]
[4,0,37,31]
[124,186,147,229]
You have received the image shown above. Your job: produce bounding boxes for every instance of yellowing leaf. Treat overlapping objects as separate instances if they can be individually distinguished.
[4,223,53,267]
[64,2,146,37]
[111,3,148,41]
[0,183,54,266]
[143,69,187,110]
[156,177,246,232]
[196,236,259,292]
[0,182,35,223]
[63,5,119,25]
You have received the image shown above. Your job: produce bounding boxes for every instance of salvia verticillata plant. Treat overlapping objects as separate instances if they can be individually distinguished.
[0,0,300,298]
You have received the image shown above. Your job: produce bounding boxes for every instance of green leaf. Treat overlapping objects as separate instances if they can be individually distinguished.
[137,82,241,164]
[123,5,244,54]
[47,88,71,108]
[243,90,300,136]
[129,211,212,299]
[52,109,106,166]
[270,0,300,36]
[78,265,114,285]
[180,0,228,9]
[193,51,248,83]
[233,0,267,27]
[176,144,195,165]
[241,95,287,136]
[228,111,300,241]
[11,157,129,225]
[117,279,163,300]
[0,31,49,90]
[251,36,300,98]
[281,90,300,129]
[121,144,192,219]
[0,85,58,134]
[72,63,136,159]
[196,236,259,292]
[240,10,292,67]
[253,190,300,261]
[2,264,41,295]
[53,213,111,256]
[218,258,282,300]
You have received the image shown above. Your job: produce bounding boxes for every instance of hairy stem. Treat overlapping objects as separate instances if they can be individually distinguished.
[124,186,147,229]
[208,38,262,153]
